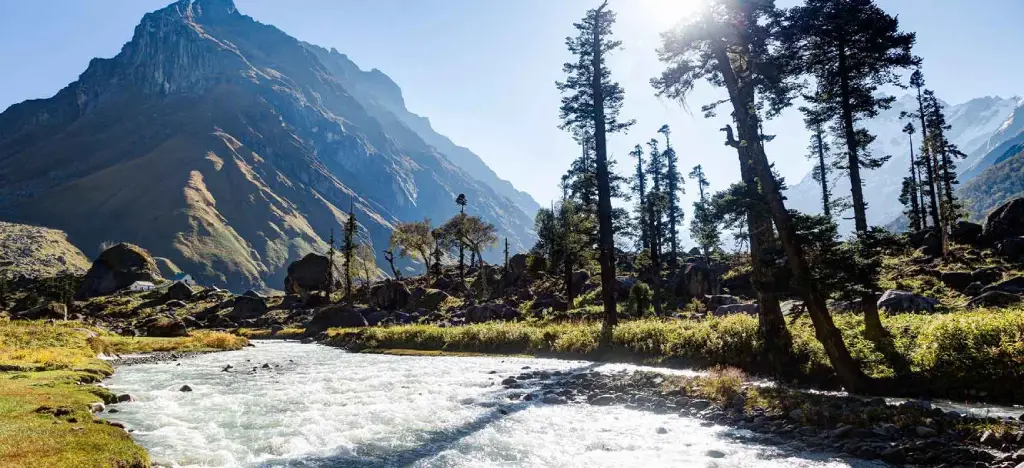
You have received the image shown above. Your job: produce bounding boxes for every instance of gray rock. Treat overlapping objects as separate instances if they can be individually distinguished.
[590,394,616,406]
[230,295,268,320]
[983,276,1024,295]
[876,290,939,313]
[690,399,712,411]
[179,385,193,392]
[283,253,330,295]
[788,409,805,421]
[655,426,668,434]
[940,271,974,290]
[982,197,1024,242]
[88,402,105,413]
[705,295,741,312]
[541,394,567,405]
[705,450,726,459]
[713,303,759,316]
[915,426,937,437]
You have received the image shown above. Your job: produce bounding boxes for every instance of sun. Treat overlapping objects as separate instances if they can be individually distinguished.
[634,0,705,28]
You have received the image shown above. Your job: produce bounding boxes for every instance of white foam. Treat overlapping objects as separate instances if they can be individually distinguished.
[102,341,880,468]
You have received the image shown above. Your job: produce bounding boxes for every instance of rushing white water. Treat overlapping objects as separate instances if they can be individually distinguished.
[102,341,881,468]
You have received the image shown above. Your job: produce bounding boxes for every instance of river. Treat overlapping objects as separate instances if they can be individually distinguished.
[101,341,885,467]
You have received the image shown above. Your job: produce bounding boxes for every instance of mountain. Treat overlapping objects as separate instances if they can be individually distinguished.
[786,94,1024,231]
[0,0,537,290]
[960,140,1024,221]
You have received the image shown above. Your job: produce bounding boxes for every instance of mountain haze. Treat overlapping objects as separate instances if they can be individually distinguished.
[0,0,538,290]
[786,93,1024,231]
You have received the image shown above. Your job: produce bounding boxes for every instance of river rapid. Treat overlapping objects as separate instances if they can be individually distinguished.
[101,341,885,467]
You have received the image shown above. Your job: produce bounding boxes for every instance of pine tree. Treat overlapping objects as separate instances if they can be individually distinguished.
[901,122,923,231]
[659,124,683,269]
[326,228,336,296]
[654,0,872,391]
[923,89,967,256]
[783,0,917,234]
[342,205,358,302]
[688,166,718,263]
[628,144,648,250]
[455,193,467,280]
[800,94,835,219]
[557,0,634,348]
[906,69,941,228]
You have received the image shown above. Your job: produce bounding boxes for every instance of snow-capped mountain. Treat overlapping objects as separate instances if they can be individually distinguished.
[786,93,1024,232]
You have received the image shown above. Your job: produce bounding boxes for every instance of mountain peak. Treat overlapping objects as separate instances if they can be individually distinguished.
[189,0,238,19]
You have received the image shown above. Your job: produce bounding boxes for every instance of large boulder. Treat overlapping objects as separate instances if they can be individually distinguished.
[982,276,1024,295]
[672,262,719,301]
[409,287,450,312]
[14,302,67,320]
[971,267,1003,286]
[965,291,1022,309]
[283,253,331,295]
[229,295,268,320]
[369,280,411,311]
[615,277,637,301]
[166,281,194,301]
[996,237,1024,261]
[142,316,188,337]
[570,270,590,297]
[77,243,161,299]
[951,221,983,245]
[713,303,759,316]
[362,309,389,326]
[705,295,741,312]
[305,305,368,334]
[876,290,939,313]
[940,272,975,291]
[982,197,1024,242]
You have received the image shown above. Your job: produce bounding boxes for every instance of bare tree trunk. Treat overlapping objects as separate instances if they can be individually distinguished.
[711,39,872,393]
[907,135,922,230]
[732,140,793,376]
[837,43,868,234]
[815,124,831,219]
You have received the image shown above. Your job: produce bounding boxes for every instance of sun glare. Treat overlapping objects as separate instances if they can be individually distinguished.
[635,0,705,28]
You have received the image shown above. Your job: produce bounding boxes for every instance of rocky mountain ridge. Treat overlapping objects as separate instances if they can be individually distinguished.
[0,0,537,290]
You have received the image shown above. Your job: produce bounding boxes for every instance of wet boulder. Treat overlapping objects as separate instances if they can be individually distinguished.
[965,291,1022,309]
[283,253,330,295]
[166,281,194,301]
[982,197,1024,242]
[876,290,939,313]
[305,305,368,334]
[369,280,411,311]
[77,243,162,299]
[229,295,268,320]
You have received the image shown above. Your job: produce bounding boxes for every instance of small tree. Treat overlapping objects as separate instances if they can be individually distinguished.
[342,206,358,302]
[382,249,400,279]
[454,193,468,279]
[901,122,924,231]
[390,219,436,275]
[355,243,377,302]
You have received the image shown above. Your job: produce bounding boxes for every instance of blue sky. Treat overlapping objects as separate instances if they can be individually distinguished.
[2,0,1022,218]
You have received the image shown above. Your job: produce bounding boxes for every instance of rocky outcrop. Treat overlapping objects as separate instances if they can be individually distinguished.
[283,254,331,296]
[996,236,1024,261]
[77,243,162,299]
[876,290,939,313]
[409,287,449,312]
[983,197,1024,242]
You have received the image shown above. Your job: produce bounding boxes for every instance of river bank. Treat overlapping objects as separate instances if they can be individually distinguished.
[0,320,246,468]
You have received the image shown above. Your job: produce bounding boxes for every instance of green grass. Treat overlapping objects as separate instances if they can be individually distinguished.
[326,307,1024,402]
[0,320,249,467]
[234,327,306,340]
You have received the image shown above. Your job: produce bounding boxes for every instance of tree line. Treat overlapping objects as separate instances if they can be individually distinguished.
[548,0,960,393]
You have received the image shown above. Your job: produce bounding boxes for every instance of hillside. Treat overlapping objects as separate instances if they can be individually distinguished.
[960,144,1024,221]
[0,221,91,279]
[0,0,537,290]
